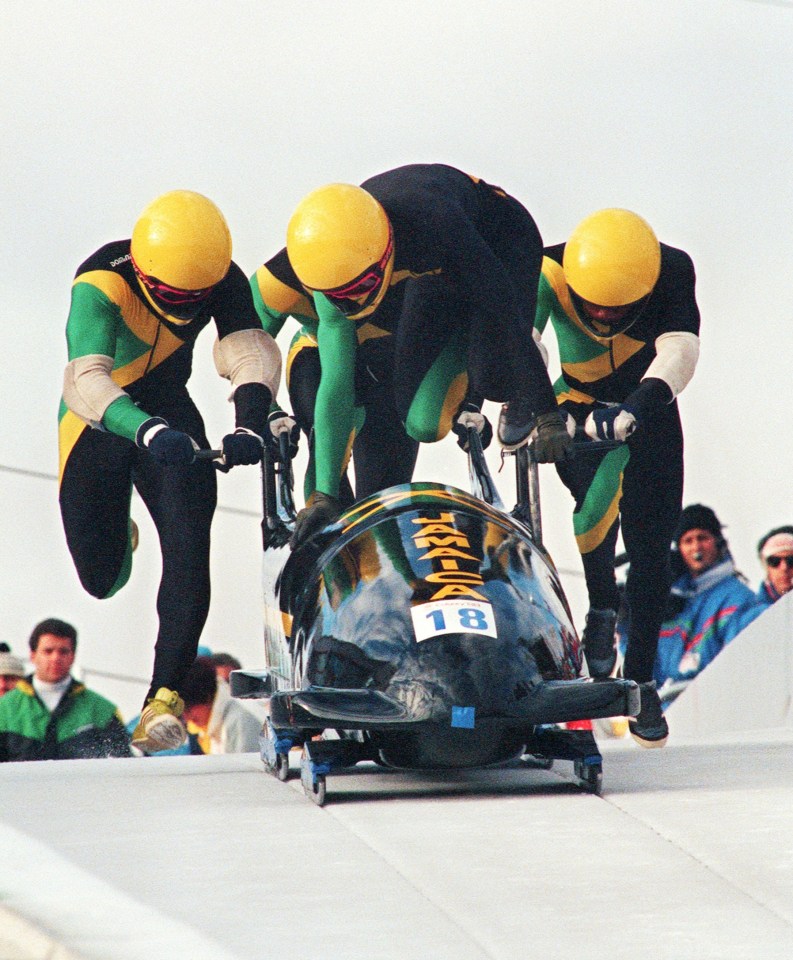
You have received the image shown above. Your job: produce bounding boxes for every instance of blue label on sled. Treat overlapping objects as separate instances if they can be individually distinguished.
[452,706,475,729]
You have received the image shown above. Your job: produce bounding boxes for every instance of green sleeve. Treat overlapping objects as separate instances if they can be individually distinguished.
[249,272,288,339]
[313,293,358,498]
[67,282,150,441]
[66,282,119,358]
[101,396,150,441]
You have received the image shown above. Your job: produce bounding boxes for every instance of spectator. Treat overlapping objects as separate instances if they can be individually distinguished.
[754,526,793,610]
[654,505,759,705]
[0,645,26,696]
[180,657,261,754]
[208,652,242,683]
[0,619,130,761]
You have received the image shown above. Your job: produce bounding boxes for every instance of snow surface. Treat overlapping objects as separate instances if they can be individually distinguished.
[3,599,793,959]
[2,726,793,960]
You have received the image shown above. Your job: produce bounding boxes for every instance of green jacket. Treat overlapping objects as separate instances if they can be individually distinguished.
[0,677,130,761]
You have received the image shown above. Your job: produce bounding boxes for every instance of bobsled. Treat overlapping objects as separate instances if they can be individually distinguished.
[231,430,639,804]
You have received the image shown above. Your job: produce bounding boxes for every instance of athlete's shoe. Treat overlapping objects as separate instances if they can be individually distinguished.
[629,681,669,748]
[581,607,618,678]
[131,687,186,753]
[497,399,534,450]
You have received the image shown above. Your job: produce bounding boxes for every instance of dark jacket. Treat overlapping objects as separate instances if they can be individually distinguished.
[0,677,130,761]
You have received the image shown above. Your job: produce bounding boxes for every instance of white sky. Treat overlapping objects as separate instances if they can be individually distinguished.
[2,0,791,719]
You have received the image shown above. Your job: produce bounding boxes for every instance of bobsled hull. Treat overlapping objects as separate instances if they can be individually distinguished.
[235,482,638,769]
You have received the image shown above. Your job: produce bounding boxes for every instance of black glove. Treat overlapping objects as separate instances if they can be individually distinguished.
[452,402,493,452]
[290,492,342,550]
[267,409,301,462]
[584,378,673,443]
[136,417,196,466]
[584,404,639,442]
[220,429,264,469]
[532,410,574,463]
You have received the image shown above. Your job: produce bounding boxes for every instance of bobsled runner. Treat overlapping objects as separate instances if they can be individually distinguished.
[230,429,639,805]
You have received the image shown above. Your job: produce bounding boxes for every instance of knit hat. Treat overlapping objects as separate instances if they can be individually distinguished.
[674,504,724,546]
[0,650,26,678]
[757,525,793,561]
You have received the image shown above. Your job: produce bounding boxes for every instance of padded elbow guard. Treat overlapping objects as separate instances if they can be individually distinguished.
[643,331,700,398]
[63,355,126,426]
[213,328,281,399]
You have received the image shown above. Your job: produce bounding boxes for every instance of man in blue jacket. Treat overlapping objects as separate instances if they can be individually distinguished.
[655,505,760,705]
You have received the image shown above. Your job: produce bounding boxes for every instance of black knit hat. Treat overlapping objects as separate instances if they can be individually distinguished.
[674,504,724,546]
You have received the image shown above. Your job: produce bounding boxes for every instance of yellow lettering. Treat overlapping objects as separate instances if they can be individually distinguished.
[415,547,479,562]
[425,571,484,584]
[410,523,459,537]
[431,584,488,600]
[413,535,470,549]
[412,514,456,525]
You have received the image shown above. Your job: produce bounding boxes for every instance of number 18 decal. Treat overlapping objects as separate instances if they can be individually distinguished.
[411,599,497,643]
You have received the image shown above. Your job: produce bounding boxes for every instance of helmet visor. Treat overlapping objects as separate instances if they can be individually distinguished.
[569,287,651,338]
[132,255,214,320]
[309,230,393,318]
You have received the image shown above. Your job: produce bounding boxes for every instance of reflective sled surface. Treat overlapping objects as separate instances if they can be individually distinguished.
[233,439,638,804]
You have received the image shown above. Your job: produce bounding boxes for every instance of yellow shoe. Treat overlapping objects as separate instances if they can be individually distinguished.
[131,687,186,753]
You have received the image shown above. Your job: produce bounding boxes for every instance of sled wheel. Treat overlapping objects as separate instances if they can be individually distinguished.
[275,752,290,781]
[301,750,328,806]
[574,759,603,795]
[305,773,327,806]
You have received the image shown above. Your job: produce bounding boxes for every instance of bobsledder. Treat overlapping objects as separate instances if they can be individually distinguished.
[230,427,639,805]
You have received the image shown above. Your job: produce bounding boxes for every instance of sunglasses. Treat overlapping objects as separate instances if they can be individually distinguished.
[313,230,393,316]
[131,255,215,306]
[766,555,793,570]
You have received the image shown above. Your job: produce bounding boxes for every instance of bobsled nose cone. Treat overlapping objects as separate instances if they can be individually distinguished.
[388,678,443,721]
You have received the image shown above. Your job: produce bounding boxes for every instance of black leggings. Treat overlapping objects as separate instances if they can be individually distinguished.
[59,394,217,703]
[556,404,684,682]
[393,190,554,411]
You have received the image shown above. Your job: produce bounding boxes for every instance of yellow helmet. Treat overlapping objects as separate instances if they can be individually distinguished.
[563,209,660,336]
[131,190,232,292]
[286,183,394,319]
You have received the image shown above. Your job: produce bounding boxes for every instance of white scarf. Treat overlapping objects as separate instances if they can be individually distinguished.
[33,675,72,713]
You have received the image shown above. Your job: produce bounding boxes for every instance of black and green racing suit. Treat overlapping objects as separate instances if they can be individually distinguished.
[535,242,700,683]
[59,241,279,702]
[251,163,557,504]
